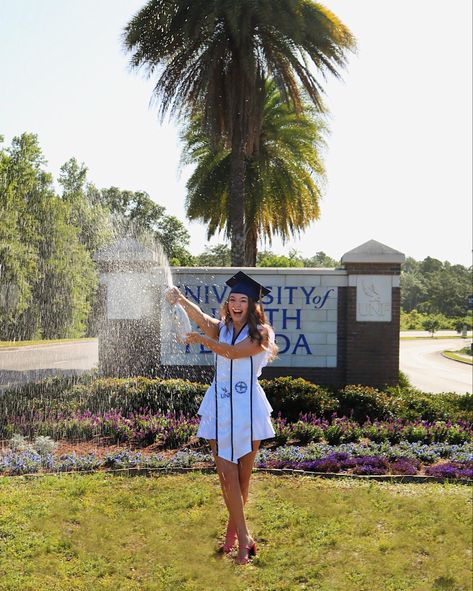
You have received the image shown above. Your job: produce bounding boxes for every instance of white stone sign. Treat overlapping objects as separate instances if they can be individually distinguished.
[355,275,392,322]
[160,269,346,368]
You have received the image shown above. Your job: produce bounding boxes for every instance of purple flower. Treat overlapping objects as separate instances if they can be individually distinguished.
[425,461,473,479]
[389,458,419,475]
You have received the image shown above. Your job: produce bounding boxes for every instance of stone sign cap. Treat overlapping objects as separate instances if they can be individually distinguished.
[93,237,159,263]
[341,239,405,264]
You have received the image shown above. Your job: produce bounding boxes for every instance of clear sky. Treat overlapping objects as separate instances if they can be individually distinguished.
[1,0,471,266]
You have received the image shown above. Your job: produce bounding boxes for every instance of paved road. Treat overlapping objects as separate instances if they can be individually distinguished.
[0,337,471,394]
[0,340,98,390]
[400,338,472,394]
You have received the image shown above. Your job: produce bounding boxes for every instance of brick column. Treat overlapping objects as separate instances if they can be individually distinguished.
[341,240,405,388]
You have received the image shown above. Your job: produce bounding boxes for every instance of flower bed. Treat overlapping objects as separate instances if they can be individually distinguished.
[257,440,473,464]
[3,411,471,448]
[1,376,471,481]
[2,411,200,448]
[256,444,473,479]
[0,448,212,476]
[266,413,472,446]
[2,376,471,434]
[1,440,472,480]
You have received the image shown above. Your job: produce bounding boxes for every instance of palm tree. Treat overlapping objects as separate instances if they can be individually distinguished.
[181,79,327,266]
[123,0,355,265]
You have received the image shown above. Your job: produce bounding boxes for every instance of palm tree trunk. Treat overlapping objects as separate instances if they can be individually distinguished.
[229,112,246,267]
[244,224,258,267]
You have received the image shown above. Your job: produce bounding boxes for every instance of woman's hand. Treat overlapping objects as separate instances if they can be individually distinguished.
[165,286,181,305]
[184,331,204,345]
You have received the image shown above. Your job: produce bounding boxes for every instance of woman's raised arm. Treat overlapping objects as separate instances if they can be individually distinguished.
[165,286,220,339]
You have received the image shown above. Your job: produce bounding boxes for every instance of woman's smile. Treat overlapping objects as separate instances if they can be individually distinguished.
[228,294,249,324]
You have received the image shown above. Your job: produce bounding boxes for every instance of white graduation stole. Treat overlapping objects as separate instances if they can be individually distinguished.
[214,323,254,463]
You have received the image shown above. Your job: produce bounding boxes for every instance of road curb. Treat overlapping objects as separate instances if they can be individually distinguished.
[441,351,473,365]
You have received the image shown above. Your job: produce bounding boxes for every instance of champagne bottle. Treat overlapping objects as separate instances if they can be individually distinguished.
[171,302,192,343]
[165,287,192,343]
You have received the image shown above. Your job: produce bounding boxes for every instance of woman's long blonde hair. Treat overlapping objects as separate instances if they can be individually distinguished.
[220,298,278,362]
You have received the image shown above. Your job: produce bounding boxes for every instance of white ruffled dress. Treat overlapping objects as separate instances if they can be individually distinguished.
[196,321,276,463]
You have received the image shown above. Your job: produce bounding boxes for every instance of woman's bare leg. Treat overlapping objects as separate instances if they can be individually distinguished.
[209,440,237,540]
[208,440,251,551]
[209,440,261,557]
[238,440,261,505]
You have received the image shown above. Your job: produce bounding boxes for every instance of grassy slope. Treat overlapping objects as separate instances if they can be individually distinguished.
[0,473,471,591]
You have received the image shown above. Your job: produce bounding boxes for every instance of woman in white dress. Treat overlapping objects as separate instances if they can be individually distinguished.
[166,271,277,565]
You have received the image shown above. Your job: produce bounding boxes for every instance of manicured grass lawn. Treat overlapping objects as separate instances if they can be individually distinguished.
[0,472,471,591]
[400,335,470,340]
[0,338,96,348]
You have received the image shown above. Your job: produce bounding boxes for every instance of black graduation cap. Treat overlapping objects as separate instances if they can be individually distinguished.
[225,271,271,301]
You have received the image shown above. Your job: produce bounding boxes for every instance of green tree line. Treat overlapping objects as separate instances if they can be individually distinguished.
[401,257,471,318]
[400,257,472,331]
[1,133,470,340]
[0,133,191,340]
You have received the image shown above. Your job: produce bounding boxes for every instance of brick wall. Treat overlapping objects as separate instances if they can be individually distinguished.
[344,286,401,387]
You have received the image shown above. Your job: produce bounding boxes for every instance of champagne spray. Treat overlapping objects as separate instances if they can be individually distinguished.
[164,287,192,343]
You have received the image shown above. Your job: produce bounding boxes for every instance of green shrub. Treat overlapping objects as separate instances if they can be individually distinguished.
[398,371,412,389]
[0,374,92,424]
[36,418,97,442]
[100,417,134,444]
[390,388,472,422]
[272,416,291,446]
[454,392,473,421]
[445,424,471,445]
[160,420,198,449]
[291,420,324,444]
[335,385,401,422]
[324,418,362,445]
[260,377,339,421]
[362,422,402,444]
[71,377,206,416]
[401,424,431,443]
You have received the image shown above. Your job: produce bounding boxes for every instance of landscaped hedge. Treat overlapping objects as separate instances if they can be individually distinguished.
[0,375,207,427]
[3,409,471,447]
[335,385,402,421]
[1,375,471,441]
[261,378,472,423]
[259,377,338,421]
[69,377,207,416]
[386,388,473,423]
